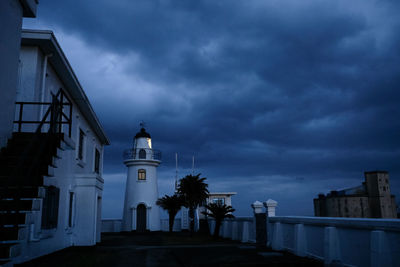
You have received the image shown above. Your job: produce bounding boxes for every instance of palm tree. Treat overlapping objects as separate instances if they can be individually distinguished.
[156,194,183,232]
[177,174,209,233]
[202,202,235,238]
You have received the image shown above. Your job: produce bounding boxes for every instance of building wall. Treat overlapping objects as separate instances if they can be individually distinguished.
[315,196,371,218]
[314,172,397,218]
[365,172,396,218]
[12,43,106,264]
[0,0,24,148]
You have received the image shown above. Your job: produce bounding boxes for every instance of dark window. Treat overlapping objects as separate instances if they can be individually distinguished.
[68,192,74,227]
[41,186,60,229]
[94,149,100,173]
[139,149,146,159]
[138,169,146,180]
[212,198,225,205]
[78,129,85,160]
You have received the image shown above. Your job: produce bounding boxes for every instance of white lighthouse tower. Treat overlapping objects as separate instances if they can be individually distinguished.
[122,127,161,232]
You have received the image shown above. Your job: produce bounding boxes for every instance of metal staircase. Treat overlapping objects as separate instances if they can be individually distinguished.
[0,89,72,265]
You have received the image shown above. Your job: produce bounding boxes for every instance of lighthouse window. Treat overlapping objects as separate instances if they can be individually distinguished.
[138,169,146,180]
[139,149,146,159]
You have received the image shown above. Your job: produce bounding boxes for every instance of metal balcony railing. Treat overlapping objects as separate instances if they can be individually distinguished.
[123,148,162,161]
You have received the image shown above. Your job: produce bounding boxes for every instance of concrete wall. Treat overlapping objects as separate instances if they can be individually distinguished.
[102,219,123,233]
[267,216,400,267]
[208,217,256,243]
[0,0,24,148]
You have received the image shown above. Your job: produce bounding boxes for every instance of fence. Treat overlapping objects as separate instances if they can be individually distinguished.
[267,216,400,267]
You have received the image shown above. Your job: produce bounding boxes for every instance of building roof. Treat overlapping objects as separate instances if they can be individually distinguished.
[21,29,110,145]
[135,128,151,139]
[208,192,237,197]
[21,0,38,17]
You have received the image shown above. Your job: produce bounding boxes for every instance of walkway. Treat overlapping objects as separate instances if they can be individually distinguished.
[17,232,323,267]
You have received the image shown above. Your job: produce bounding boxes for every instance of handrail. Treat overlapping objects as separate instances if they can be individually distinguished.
[13,88,72,137]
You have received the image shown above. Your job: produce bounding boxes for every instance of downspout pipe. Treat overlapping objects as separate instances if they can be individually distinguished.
[39,53,52,119]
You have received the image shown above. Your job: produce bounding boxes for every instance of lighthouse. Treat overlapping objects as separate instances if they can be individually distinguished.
[122,127,161,232]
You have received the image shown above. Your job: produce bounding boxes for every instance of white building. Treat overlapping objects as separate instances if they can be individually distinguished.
[121,127,161,232]
[0,0,38,149]
[0,29,109,265]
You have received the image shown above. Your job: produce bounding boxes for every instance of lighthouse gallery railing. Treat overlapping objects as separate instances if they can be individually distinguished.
[123,148,161,161]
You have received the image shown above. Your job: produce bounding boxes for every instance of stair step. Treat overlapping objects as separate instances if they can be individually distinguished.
[0,259,10,265]
[0,200,40,211]
[0,226,26,241]
[0,213,27,225]
[0,243,20,258]
[0,176,44,187]
[0,163,50,176]
[0,187,44,199]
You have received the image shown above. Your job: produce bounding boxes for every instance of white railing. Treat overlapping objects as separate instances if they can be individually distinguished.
[267,216,400,267]
[208,217,256,243]
[101,219,122,233]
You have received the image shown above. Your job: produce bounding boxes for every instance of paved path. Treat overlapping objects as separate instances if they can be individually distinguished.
[17,232,323,267]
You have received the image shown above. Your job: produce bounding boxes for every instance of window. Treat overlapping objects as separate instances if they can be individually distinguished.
[212,198,225,205]
[68,192,74,227]
[139,149,146,159]
[94,148,100,173]
[41,186,60,229]
[138,169,146,180]
[78,129,85,160]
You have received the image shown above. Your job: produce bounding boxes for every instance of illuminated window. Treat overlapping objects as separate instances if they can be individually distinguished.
[138,169,146,180]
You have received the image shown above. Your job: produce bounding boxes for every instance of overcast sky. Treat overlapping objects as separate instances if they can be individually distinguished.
[24,0,400,217]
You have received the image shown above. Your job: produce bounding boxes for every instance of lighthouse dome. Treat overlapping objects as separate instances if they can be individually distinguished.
[135,128,151,139]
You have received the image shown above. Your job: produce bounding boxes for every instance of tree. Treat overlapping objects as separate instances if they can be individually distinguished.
[156,194,183,232]
[202,202,235,238]
[177,174,209,233]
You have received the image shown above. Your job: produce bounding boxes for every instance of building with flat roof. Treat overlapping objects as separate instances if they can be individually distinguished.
[314,171,397,218]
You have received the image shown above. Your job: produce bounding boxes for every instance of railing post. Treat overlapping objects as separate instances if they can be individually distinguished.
[263,199,277,217]
[18,103,23,132]
[294,224,307,257]
[272,222,283,250]
[241,221,249,243]
[324,226,341,265]
[371,230,392,267]
[252,201,266,246]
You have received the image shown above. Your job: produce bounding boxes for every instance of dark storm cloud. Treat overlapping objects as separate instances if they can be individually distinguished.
[25,0,400,215]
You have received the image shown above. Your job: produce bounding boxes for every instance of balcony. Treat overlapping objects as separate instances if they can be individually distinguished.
[123,148,161,161]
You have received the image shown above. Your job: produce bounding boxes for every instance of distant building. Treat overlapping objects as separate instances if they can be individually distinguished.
[314,171,397,218]
[0,30,109,265]
[198,192,236,220]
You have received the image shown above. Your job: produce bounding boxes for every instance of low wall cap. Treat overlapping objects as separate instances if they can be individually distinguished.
[251,200,263,207]
[265,199,277,204]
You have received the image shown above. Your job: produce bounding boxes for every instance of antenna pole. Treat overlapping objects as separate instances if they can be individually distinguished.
[192,155,195,175]
[175,153,178,192]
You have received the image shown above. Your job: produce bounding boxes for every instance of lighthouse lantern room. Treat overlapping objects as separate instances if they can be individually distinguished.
[122,127,161,232]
